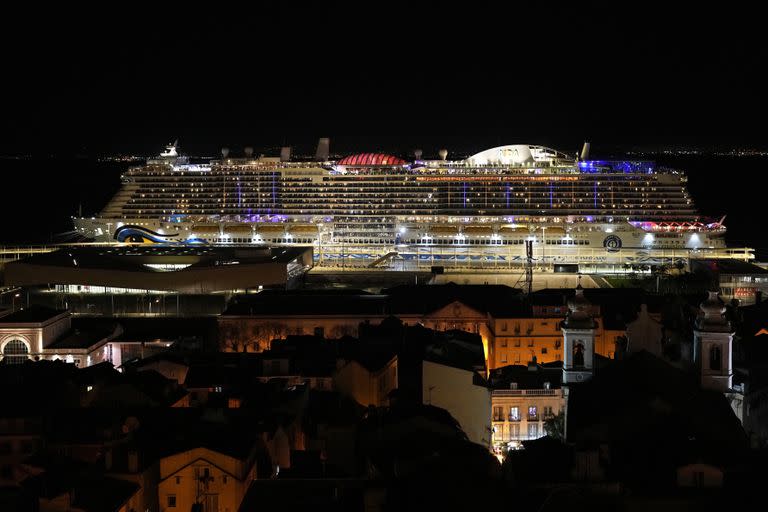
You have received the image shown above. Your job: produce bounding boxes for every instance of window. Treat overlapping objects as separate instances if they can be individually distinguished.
[493,423,504,440]
[493,406,504,421]
[541,347,548,354]
[514,339,521,347]
[167,495,177,508]
[528,406,538,420]
[573,342,585,367]
[2,339,29,365]
[509,406,520,421]
[175,476,181,484]
[500,339,507,347]
[501,353,507,363]
[528,423,539,438]
[710,345,722,371]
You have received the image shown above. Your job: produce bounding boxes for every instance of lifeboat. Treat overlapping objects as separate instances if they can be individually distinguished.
[499,225,530,235]
[463,225,494,236]
[287,224,318,234]
[191,224,220,235]
[223,224,254,235]
[538,226,566,235]
[255,224,287,234]
[429,225,459,235]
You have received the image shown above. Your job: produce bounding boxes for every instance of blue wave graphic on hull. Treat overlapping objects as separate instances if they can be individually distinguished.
[114,225,207,245]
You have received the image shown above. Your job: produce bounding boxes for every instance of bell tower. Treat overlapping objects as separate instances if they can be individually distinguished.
[562,285,597,384]
[693,291,733,392]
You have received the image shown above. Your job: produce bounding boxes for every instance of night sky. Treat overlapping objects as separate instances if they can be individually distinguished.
[1,5,766,155]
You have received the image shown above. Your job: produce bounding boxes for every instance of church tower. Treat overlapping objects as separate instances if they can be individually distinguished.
[562,286,597,384]
[693,291,733,392]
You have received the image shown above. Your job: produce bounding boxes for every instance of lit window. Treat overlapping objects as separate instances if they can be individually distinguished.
[2,339,29,364]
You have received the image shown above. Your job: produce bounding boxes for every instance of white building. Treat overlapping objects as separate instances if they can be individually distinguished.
[0,306,120,367]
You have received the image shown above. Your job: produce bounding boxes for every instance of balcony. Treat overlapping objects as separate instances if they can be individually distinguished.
[492,389,560,397]
[508,415,521,422]
[527,415,540,422]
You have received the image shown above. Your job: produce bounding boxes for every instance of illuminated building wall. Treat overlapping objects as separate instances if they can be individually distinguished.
[158,447,257,512]
[487,316,625,368]
[220,302,626,369]
[491,388,565,447]
[422,360,492,448]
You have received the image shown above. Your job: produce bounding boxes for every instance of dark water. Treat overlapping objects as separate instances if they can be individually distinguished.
[0,157,129,244]
[0,154,765,258]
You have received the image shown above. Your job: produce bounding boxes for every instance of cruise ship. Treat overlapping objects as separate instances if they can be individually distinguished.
[73,140,751,270]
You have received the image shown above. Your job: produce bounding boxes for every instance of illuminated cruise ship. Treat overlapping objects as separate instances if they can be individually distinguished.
[73,141,751,270]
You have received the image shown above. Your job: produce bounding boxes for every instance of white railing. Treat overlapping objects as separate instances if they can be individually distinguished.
[492,389,560,397]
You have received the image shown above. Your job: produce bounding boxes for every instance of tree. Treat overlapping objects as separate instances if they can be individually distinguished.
[543,411,565,441]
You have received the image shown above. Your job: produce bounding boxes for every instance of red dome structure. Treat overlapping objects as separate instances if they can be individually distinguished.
[337,153,407,166]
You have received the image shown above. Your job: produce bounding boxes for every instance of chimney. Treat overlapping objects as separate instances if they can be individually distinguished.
[580,141,591,161]
[438,149,448,161]
[280,146,292,162]
[244,146,254,158]
[315,137,330,161]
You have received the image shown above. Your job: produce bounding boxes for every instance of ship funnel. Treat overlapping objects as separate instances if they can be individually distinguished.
[221,147,230,158]
[280,146,292,162]
[414,149,423,160]
[315,137,330,161]
[580,142,590,161]
[438,148,448,161]
[244,146,254,158]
